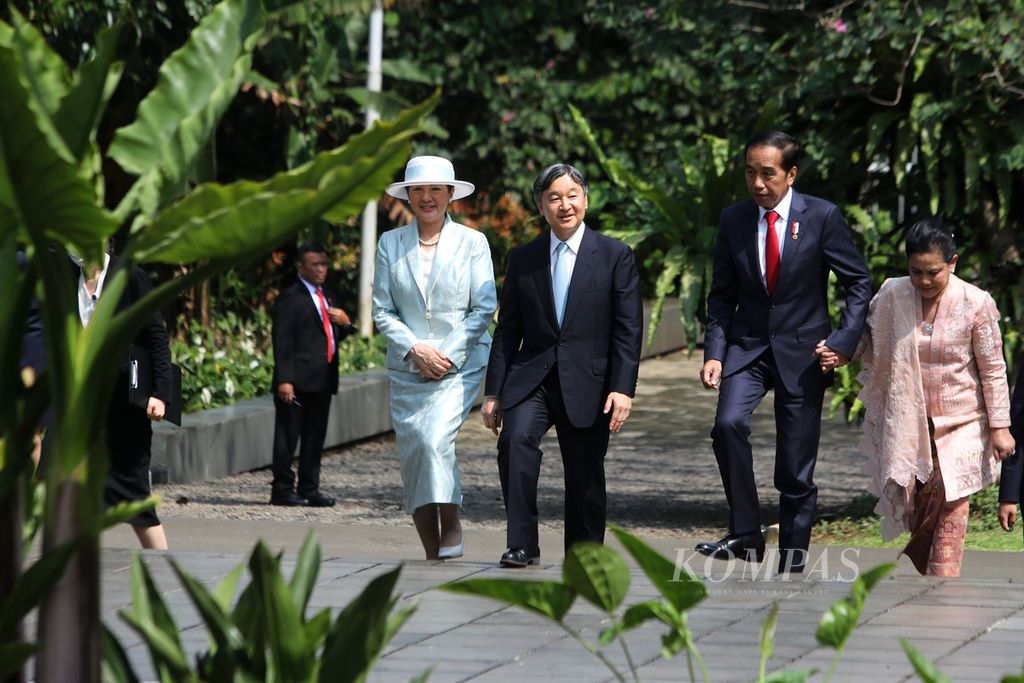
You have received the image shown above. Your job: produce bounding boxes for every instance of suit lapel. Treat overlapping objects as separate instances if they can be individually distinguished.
[298,282,326,337]
[559,228,595,331]
[774,191,807,294]
[400,222,427,306]
[742,201,764,294]
[530,234,559,329]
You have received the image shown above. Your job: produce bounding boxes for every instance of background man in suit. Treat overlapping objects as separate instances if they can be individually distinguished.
[482,164,643,567]
[271,242,353,507]
[698,131,871,573]
[998,363,1024,533]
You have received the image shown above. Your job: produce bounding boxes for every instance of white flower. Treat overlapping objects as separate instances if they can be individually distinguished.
[250,360,260,369]
[201,387,212,406]
[192,335,202,346]
[197,350,205,364]
[224,377,235,397]
[213,350,226,360]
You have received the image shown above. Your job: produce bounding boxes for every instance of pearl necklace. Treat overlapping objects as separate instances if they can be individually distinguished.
[418,236,439,247]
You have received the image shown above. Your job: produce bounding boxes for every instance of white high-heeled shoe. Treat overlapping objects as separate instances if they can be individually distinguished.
[438,532,464,559]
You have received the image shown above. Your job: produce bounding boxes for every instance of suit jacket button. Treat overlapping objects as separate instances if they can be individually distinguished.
[425,312,432,320]
[770,332,776,339]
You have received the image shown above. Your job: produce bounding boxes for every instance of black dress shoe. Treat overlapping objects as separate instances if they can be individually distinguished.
[695,532,766,562]
[270,492,307,507]
[304,492,336,507]
[499,547,540,567]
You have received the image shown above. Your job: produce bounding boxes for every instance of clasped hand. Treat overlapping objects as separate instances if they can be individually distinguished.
[410,342,452,380]
[814,340,849,373]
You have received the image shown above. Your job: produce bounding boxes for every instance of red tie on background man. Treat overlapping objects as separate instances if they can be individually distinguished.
[316,288,335,363]
[764,209,780,295]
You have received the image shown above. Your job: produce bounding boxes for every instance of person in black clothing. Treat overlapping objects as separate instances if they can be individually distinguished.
[998,362,1024,533]
[73,251,172,549]
[270,242,354,507]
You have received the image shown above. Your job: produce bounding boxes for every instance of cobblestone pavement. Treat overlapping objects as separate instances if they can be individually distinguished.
[156,352,870,540]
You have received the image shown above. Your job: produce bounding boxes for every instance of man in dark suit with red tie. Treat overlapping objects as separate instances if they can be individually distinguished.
[998,363,1024,533]
[270,242,354,507]
[697,131,872,573]
[482,164,643,567]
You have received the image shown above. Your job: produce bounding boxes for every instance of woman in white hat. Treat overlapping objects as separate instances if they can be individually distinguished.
[372,155,497,559]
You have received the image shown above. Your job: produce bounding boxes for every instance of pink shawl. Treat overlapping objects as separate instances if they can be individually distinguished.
[856,275,1009,540]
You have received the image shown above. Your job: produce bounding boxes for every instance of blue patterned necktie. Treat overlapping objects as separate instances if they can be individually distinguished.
[552,241,571,326]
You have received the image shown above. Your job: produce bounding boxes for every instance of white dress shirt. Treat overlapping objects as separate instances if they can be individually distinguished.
[550,222,586,282]
[756,188,793,285]
[77,253,111,326]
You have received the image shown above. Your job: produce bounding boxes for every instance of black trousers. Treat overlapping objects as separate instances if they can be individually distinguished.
[711,349,826,569]
[271,389,332,498]
[497,371,610,552]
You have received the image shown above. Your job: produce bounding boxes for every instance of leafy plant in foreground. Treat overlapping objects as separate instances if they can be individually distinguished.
[103,530,420,682]
[441,525,896,682]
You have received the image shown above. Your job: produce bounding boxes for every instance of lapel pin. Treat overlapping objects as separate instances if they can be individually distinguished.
[791,221,799,240]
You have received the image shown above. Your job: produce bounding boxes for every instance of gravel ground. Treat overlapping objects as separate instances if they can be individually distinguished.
[155,352,871,540]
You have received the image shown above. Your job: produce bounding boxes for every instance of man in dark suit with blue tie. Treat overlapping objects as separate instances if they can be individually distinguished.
[270,242,354,507]
[697,131,872,573]
[482,164,643,567]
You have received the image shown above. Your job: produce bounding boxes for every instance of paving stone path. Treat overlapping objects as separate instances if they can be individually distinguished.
[155,351,870,540]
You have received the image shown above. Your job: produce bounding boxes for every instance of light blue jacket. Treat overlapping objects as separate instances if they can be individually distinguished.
[372,217,497,374]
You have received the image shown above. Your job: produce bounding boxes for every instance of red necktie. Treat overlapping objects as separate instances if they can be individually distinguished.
[316,288,335,363]
[764,209,780,295]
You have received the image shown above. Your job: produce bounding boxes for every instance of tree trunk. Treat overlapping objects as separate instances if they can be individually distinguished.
[0,479,24,683]
[35,481,100,683]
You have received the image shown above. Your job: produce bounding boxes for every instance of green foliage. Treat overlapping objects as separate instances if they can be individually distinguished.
[816,563,895,682]
[442,526,905,682]
[108,531,416,682]
[899,639,952,683]
[171,310,385,412]
[0,1,435,678]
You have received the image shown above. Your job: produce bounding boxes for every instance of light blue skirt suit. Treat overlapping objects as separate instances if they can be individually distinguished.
[372,217,497,512]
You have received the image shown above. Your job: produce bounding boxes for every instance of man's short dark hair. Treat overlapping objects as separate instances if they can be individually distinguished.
[745,131,802,172]
[532,164,588,207]
[297,241,328,261]
[905,218,957,263]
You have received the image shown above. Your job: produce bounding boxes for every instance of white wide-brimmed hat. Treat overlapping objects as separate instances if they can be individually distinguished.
[385,155,475,201]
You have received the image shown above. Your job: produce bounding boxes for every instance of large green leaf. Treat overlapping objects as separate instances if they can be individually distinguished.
[170,558,248,659]
[108,0,264,218]
[53,23,124,164]
[763,670,814,683]
[0,43,116,258]
[100,622,141,683]
[319,565,408,683]
[248,541,310,679]
[438,578,576,623]
[609,525,707,613]
[2,11,69,117]
[0,539,78,635]
[816,562,894,649]
[288,529,320,617]
[125,91,438,265]
[899,639,951,683]
[562,542,630,614]
[121,552,187,680]
[99,496,160,531]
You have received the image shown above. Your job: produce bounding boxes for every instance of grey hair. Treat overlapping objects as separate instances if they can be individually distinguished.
[532,164,588,207]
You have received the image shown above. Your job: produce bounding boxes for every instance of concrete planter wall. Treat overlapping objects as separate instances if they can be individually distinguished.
[152,298,692,483]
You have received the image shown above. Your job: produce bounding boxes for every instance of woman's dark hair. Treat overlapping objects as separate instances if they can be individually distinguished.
[905,218,956,263]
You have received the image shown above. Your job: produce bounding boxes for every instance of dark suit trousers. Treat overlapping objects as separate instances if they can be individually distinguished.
[711,350,825,568]
[272,390,332,498]
[498,370,610,552]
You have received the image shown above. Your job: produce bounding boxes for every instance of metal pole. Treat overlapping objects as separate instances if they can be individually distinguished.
[358,1,384,337]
